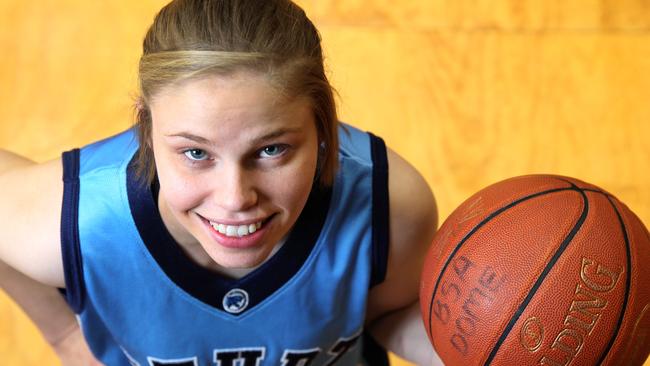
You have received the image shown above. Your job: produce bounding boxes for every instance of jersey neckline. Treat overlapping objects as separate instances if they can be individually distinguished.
[125,158,332,316]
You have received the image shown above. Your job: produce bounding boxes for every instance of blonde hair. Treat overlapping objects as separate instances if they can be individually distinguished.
[134,0,338,186]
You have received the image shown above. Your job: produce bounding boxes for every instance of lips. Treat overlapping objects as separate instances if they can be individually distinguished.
[196,213,274,250]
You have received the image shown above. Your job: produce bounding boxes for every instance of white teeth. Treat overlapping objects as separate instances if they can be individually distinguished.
[210,220,263,237]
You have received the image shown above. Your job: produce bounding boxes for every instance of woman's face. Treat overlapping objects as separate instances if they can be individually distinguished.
[149,71,319,273]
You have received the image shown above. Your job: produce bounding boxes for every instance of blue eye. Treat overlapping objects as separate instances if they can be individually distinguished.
[184,149,208,161]
[259,145,287,158]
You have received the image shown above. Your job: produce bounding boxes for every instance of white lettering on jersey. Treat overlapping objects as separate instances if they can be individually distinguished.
[147,355,198,366]
[281,347,321,366]
[214,347,266,366]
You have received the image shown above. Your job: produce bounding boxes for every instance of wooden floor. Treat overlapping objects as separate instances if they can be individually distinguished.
[0,0,649,365]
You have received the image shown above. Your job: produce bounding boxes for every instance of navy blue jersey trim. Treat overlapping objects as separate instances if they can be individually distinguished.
[126,157,332,315]
[368,133,389,288]
[60,149,85,313]
[362,332,389,366]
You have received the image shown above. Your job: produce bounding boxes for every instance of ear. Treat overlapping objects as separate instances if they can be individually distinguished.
[135,97,150,119]
[134,97,154,149]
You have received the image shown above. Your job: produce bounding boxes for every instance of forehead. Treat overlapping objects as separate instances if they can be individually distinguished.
[149,71,314,135]
[153,71,283,111]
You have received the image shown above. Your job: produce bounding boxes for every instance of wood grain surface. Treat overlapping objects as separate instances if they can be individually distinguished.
[0,1,648,365]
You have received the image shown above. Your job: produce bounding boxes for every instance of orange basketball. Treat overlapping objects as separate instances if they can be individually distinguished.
[420,174,650,365]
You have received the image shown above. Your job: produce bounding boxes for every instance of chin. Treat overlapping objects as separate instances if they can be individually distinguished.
[205,247,271,271]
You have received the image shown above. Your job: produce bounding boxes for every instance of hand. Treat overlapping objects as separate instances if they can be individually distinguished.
[51,324,103,366]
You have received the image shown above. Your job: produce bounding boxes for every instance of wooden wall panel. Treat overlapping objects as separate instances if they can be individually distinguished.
[1,1,649,365]
[0,0,167,160]
[320,28,650,223]
[299,0,650,30]
[0,295,56,364]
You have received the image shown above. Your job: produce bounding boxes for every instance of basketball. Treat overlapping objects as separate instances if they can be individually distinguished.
[420,174,650,365]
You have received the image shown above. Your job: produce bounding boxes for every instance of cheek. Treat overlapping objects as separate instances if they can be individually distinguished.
[157,166,207,214]
[275,152,319,211]
[153,146,208,214]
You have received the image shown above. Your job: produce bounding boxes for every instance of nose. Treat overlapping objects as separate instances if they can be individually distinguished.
[212,163,258,212]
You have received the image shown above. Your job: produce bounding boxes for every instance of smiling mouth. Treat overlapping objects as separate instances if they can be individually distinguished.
[208,220,263,238]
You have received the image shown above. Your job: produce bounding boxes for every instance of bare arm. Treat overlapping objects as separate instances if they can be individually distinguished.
[0,259,78,348]
[0,149,36,172]
[0,149,99,365]
[0,152,63,286]
[370,303,444,365]
[366,149,443,365]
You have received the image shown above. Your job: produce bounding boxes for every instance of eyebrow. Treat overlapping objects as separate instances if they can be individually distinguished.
[165,132,211,145]
[165,127,303,145]
[250,127,302,145]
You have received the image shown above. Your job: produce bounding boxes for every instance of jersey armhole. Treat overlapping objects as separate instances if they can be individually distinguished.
[362,331,390,366]
[368,133,389,288]
[60,149,85,313]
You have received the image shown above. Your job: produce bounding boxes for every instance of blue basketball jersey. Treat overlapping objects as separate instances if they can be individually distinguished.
[60,123,390,366]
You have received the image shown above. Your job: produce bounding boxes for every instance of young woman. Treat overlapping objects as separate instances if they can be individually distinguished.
[0,0,442,365]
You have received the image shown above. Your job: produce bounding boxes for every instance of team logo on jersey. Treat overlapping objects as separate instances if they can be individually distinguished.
[223,288,249,314]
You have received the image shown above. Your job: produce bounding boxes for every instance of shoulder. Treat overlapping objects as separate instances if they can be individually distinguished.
[0,157,64,287]
[76,129,139,172]
[366,147,438,322]
[386,149,437,242]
